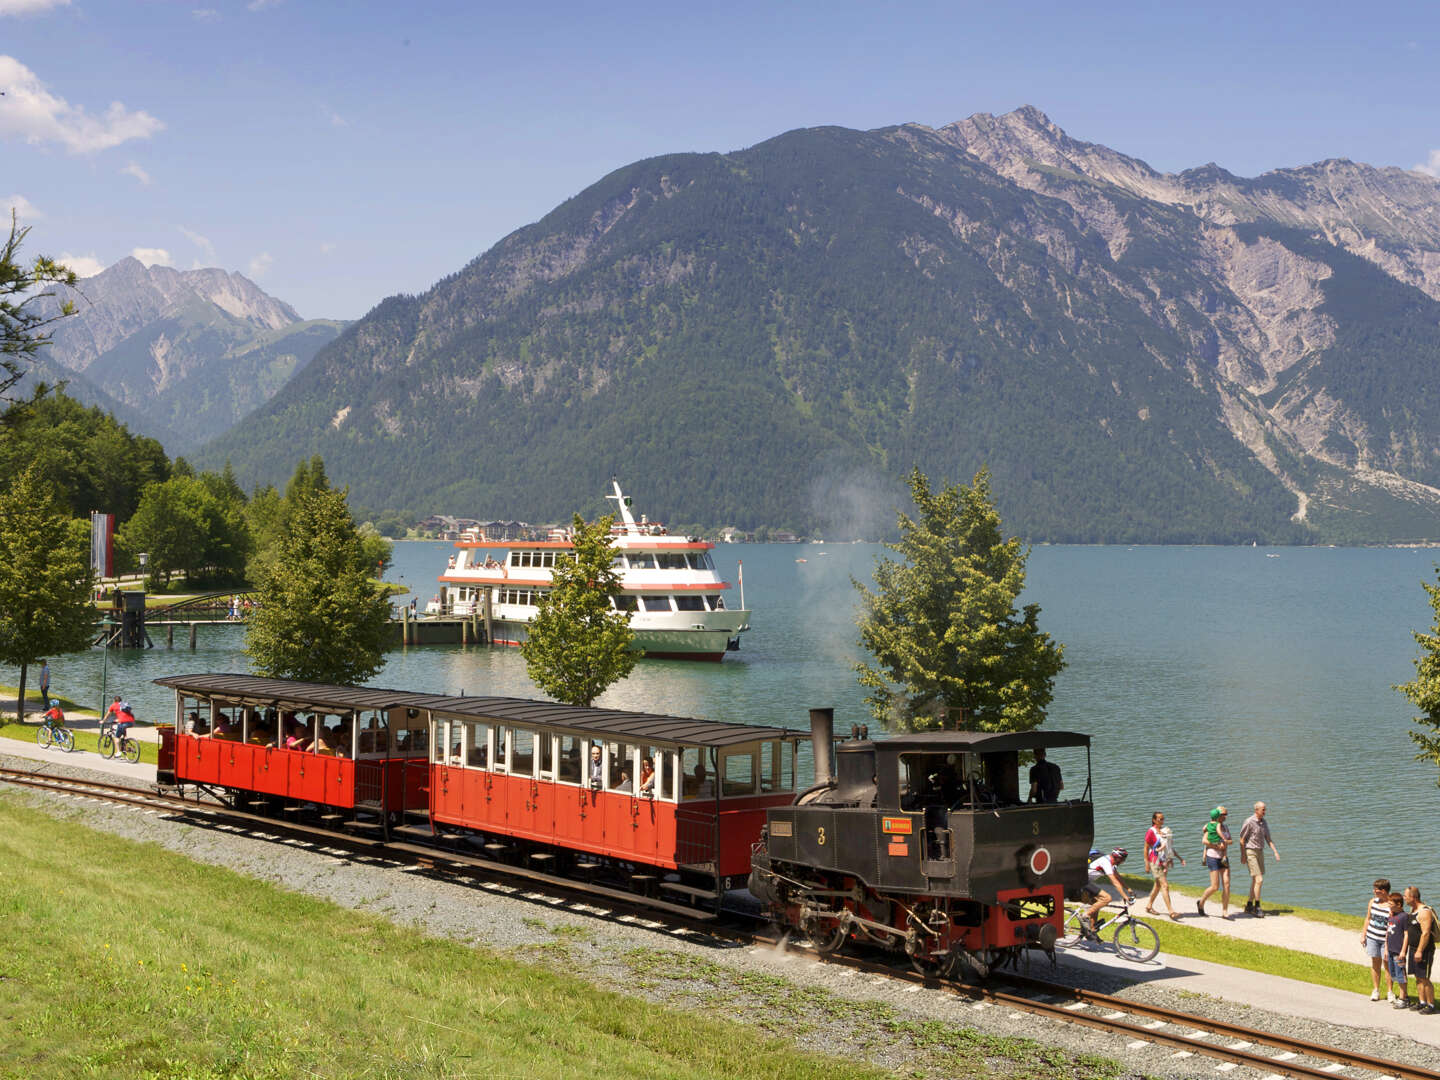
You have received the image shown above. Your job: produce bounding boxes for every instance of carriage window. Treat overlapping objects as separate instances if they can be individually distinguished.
[637,746,661,797]
[538,733,555,777]
[675,595,704,611]
[464,722,490,768]
[557,735,582,783]
[627,553,656,569]
[642,596,672,612]
[393,709,428,756]
[607,742,635,792]
[358,711,389,756]
[760,741,783,792]
[722,750,756,797]
[681,747,716,800]
[492,726,509,770]
[662,751,678,801]
[783,739,796,790]
[432,720,449,764]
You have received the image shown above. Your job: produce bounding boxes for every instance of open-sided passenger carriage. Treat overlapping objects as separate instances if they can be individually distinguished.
[155,674,805,906]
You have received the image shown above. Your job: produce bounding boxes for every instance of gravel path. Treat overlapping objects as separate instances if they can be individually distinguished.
[4,753,1438,1080]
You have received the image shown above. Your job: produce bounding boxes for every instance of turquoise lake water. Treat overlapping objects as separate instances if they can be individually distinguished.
[41,541,1440,910]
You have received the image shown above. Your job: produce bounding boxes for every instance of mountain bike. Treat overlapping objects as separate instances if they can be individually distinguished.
[98,719,142,764]
[37,715,75,753]
[1056,899,1161,962]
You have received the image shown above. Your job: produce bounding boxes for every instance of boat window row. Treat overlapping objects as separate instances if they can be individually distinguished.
[609,594,726,612]
[174,696,429,760]
[498,588,540,606]
[613,552,714,571]
[509,550,566,568]
[434,717,796,801]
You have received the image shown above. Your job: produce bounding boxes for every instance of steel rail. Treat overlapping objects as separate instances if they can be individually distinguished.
[4,765,1435,1079]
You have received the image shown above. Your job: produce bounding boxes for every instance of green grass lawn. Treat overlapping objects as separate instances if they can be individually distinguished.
[0,719,159,765]
[0,795,912,1080]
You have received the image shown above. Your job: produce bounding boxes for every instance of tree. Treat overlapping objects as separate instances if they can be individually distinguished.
[853,466,1065,733]
[520,514,636,707]
[244,482,391,685]
[0,465,96,720]
[1,212,78,402]
[1396,566,1440,787]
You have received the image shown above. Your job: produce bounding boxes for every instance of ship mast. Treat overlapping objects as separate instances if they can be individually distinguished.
[606,477,640,536]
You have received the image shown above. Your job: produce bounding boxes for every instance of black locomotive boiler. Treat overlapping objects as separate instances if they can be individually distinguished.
[749,710,1094,978]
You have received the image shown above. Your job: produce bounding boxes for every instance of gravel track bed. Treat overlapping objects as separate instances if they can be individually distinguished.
[5,755,1437,1080]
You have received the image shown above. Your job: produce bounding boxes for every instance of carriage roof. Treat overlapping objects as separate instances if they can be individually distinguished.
[154,673,802,748]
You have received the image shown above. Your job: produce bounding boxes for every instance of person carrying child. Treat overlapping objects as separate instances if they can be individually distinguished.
[1148,825,1186,921]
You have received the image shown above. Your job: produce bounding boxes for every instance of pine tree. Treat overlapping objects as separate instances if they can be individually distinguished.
[521,514,636,707]
[1,212,77,403]
[244,482,391,685]
[0,465,96,720]
[1396,566,1440,786]
[854,466,1065,732]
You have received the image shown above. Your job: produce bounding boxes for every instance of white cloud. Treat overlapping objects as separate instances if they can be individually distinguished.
[0,55,164,154]
[247,251,273,278]
[0,0,70,15]
[2,192,41,223]
[121,161,151,185]
[180,226,217,267]
[247,0,281,9]
[132,246,173,268]
[1415,150,1440,178]
[321,104,348,128]
[191,8,220,20]
[58,251,105,277]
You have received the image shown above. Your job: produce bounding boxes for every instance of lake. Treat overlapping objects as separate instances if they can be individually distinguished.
[41,541,1440,910]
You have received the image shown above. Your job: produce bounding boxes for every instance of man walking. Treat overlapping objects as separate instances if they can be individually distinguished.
[1239,802,1280,916]
[38,659,50,703]
[1406,886,1437,1014]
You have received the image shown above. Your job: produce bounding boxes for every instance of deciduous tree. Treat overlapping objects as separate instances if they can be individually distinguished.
[0,465,95,720]
[521,514,636,707]
[854,466,1065,733]
[245,482,391,685]
[1396,565,1440,786]
[1,212,78,403]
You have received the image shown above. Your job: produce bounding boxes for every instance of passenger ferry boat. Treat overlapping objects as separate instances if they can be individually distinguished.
[426,480,750,661]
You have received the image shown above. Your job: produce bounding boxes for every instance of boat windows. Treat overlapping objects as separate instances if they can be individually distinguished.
[607,742,636,792]
[610,594,638,612]
[722,749,756,797]
[675,595,705,611]
[626,553,656,570]
[642,595,672,612]
[656,552,688,570]
[681,747,717,800]
[557,735,583,784]
[687,552,714,571]
[704,595,726,610]
[500,589,539,606]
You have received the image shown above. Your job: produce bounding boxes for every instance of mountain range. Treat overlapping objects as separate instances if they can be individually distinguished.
[34,258,344,454]
[174,106,1440,542]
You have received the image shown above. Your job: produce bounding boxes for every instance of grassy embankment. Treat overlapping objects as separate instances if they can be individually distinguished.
[0,796,1122,1080]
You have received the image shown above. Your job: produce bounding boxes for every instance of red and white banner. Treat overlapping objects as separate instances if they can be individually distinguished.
[90,511,114,579]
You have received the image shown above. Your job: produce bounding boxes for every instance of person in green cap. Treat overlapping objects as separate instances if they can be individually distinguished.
[1196,805,1232,917]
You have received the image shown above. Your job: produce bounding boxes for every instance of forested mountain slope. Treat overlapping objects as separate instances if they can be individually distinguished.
[198,109,1440,542]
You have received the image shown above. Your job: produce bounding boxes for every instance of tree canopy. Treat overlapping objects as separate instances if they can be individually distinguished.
[244,465,391,685]
[520,514,636,707]
[1396,565,1440,787]
[0,464,96,720]
[1,212,77,403]
[854,466,1065,733]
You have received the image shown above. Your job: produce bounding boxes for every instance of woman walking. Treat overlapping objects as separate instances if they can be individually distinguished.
[1197,806,1232,918]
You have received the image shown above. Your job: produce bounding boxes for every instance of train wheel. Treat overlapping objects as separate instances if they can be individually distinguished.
[802,915,847,956]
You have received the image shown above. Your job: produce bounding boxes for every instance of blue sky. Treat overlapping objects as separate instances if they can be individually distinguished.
[3,0,1438,320]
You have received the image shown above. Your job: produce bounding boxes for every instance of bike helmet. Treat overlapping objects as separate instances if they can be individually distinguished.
[49,699,59,707]
[1110,847,1128,862]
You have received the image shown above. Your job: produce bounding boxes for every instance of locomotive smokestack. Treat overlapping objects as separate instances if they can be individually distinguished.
[809,707,835,787]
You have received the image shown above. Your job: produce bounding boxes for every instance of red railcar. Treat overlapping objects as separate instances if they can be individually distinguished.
[155,674,803,900]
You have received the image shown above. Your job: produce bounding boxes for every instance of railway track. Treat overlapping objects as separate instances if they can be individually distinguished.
[4,763,1436,1080]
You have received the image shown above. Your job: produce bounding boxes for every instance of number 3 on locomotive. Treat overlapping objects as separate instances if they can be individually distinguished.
[817,826,827,846]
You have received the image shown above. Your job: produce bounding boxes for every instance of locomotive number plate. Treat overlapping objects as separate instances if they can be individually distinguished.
[881,817,912,835]
[770,821,793,837]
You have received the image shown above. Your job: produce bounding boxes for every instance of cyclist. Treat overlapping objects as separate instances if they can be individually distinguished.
[42,698,65,729]
[1080,847,1134,939]
[105,695,136,746]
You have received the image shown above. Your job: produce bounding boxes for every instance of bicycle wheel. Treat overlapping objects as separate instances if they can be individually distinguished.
[37,724,52,749]
[58,728,75,753]
[1055,909,1086,948]
[122,738,141,764]
[98,733,115,759]
[1112,917,1161,962]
